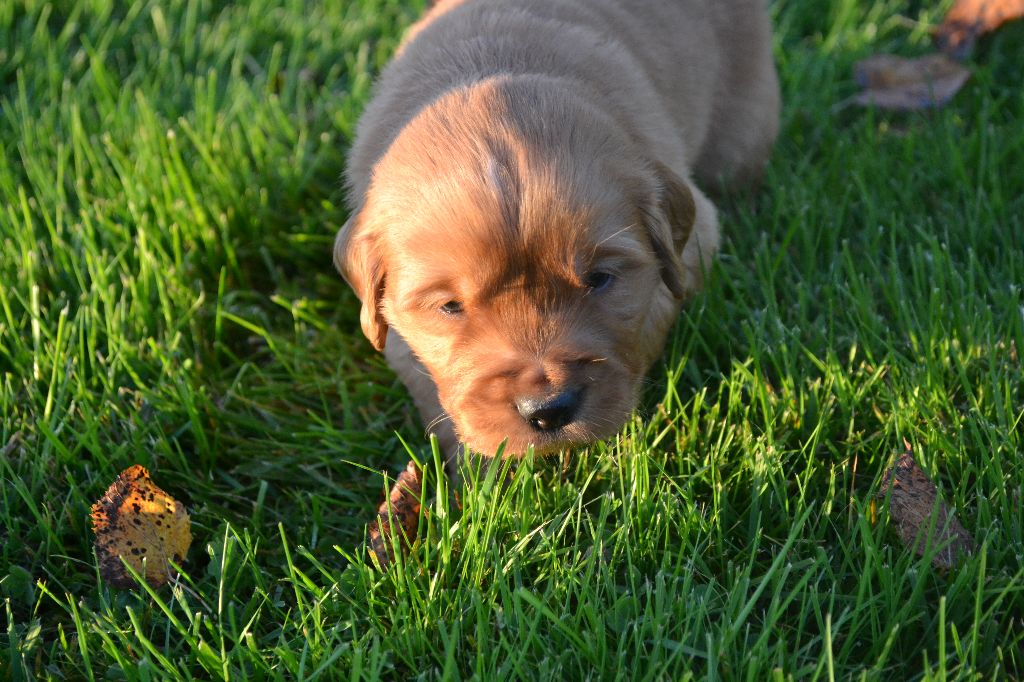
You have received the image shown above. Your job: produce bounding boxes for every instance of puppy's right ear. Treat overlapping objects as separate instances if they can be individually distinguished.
[334,211,389,351]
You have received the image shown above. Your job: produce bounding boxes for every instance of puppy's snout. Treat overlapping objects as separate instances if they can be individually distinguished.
[516,388,583,432]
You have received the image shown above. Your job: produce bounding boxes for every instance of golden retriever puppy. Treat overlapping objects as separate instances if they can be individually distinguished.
[335,0,780,464]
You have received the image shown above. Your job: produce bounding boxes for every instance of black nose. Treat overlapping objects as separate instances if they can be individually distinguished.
[516,389,582,432]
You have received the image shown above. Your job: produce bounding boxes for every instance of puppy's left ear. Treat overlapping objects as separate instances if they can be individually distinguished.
[334,210,389,351]
[643,161,696,299]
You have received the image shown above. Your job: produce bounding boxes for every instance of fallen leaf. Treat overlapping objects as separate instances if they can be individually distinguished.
[878,442,976,569]
[368,460,424,569]
[853,53,970,110]
[91,465,192,588]
[936,0,1024,57]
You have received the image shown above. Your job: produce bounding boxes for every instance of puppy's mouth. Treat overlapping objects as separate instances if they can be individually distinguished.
[450,383,638,457]
[438,353,642,457]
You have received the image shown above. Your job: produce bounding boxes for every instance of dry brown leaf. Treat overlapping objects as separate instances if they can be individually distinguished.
[368,460,424,569]
[936,0,1024,56]
[853,53,970,110]
[91,465,192,588]
[878,443,976,569]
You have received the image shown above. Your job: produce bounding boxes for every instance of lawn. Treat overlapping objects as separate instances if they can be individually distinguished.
[1,0,1022,679]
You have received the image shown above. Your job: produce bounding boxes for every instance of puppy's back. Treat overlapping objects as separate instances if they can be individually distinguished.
[345,0,776,203]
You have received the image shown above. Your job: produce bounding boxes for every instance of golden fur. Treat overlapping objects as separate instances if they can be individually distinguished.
[336,0,780,461]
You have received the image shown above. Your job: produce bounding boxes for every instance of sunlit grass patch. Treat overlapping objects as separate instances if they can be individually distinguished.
[1,0,1022,678]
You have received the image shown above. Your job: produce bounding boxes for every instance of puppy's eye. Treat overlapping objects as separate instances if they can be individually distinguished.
[439,300,464,316]
[584,271,615,292]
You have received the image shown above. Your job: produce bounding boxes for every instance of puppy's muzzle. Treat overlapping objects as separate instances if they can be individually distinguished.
[515,387,583,433]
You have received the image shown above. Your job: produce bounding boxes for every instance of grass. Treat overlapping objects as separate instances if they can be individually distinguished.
[1,0,1022,678]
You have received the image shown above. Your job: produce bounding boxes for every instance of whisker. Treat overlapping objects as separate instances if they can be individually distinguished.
[425,412,453,433]
[593,223,639,250]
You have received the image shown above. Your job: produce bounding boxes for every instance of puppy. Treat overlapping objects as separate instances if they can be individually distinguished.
[335,0,780,465]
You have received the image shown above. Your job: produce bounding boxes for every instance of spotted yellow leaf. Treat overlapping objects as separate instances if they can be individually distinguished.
[90,465,192,588]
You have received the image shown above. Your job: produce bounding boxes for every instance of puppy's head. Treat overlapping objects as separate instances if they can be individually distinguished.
[337,77,703,455]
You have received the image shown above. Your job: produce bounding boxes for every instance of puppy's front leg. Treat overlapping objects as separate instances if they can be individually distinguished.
[383,329,461,475]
